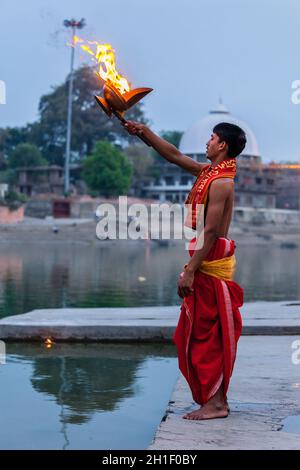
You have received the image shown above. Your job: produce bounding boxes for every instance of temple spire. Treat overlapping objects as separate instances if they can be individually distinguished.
[210,97,229,114]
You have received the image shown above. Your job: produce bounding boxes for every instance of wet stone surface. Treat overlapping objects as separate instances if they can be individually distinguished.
[149,336,300,450]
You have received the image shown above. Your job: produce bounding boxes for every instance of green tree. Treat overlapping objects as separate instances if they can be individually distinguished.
[147,130,184,182]
[0,154,8,171]
[83,141,132,197]
[125,144,153,195]
[29,66,148,166]
[9,143,47,169]
[151,130,183,164]
[159,130,183,148]
[0,190,27,210]
[0,66,148,166]
[0,127,29,162]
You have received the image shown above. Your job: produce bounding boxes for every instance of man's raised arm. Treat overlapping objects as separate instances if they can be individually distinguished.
[124,121,206,176]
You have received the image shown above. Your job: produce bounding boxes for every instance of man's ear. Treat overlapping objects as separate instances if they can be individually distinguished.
[218,140,227,152]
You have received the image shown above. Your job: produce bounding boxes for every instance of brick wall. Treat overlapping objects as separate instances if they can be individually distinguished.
[0,206,24,224]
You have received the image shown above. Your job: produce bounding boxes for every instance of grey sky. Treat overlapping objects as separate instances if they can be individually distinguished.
[0,0,299,162]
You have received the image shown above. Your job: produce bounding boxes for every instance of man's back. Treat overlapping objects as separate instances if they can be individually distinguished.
[205,177,234,239]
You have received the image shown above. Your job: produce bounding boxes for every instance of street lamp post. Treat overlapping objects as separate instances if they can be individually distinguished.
[63,18,85,196]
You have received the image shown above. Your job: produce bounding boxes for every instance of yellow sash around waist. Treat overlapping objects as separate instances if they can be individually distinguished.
[199,255,236,281]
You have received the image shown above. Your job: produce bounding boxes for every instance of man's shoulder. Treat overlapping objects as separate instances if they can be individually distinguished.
[196,163,211,177]
[210,177,234,188]
[209,178,234,198]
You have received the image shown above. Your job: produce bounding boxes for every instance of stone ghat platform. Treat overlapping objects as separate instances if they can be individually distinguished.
[0,301,299,341]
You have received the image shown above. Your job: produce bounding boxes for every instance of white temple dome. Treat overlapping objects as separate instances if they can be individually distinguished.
[179,101,260,157]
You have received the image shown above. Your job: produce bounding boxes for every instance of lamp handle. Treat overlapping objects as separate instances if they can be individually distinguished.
[113,111,152,147]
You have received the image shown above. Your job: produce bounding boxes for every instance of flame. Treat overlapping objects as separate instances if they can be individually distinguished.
[44,337,54,349]
[73,36,130,94]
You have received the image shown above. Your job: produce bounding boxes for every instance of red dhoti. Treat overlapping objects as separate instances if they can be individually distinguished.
[173,236,243,405]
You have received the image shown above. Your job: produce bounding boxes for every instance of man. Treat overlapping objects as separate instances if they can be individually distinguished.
[124,120,246,420]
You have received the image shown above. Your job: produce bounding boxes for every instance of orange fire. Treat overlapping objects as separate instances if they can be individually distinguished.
[73,36,130,94]
[44,337,54,349]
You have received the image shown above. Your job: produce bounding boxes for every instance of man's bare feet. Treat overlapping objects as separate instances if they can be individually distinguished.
[183,385,229,420]
[183,402,229,420]
[225,397,230,413]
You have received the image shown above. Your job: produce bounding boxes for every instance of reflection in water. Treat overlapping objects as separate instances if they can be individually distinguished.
[31,355,143,424]
[0,343,177,450]
[59,357,70,450]
[0,241,299,318]
[0,254,23,281]
[235,244,300,301]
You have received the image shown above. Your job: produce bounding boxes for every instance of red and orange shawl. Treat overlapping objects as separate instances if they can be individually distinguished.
[185,158,237,230]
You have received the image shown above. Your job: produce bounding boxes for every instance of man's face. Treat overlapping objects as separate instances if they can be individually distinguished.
[206,132,226,160]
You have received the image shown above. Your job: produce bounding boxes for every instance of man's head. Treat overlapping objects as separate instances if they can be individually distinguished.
[206,122,247,161]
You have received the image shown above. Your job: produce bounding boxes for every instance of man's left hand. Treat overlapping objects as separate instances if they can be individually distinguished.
[177,269,194,298]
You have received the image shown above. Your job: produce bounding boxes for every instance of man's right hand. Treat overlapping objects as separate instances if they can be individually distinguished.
[124,121,147,136]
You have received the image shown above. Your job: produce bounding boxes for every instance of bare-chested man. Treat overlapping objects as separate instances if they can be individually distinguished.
[124,121,246,420]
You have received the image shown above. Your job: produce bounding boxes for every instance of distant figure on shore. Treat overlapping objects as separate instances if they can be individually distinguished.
[52,224,59,234]
[124,120,246,420]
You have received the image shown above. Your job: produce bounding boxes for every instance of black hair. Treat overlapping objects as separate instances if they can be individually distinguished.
[213,122,247,158]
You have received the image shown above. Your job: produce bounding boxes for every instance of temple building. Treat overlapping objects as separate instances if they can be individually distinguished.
[142,101,276,209]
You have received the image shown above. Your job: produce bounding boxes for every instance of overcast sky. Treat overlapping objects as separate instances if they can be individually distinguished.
[0,0,299,162]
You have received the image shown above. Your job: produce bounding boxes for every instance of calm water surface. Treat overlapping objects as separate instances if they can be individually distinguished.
[0,241,298,449]
[0,240,299,318]
[0,343,178,450]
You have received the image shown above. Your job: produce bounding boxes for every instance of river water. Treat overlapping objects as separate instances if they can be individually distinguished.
[0,240,299,318]
[0,343,178,450]
[0,240,298,449]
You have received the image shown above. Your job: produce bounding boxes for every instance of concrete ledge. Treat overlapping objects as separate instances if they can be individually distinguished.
[0,301,299,341]
[0,324,176,342]
[149,336,300,450]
